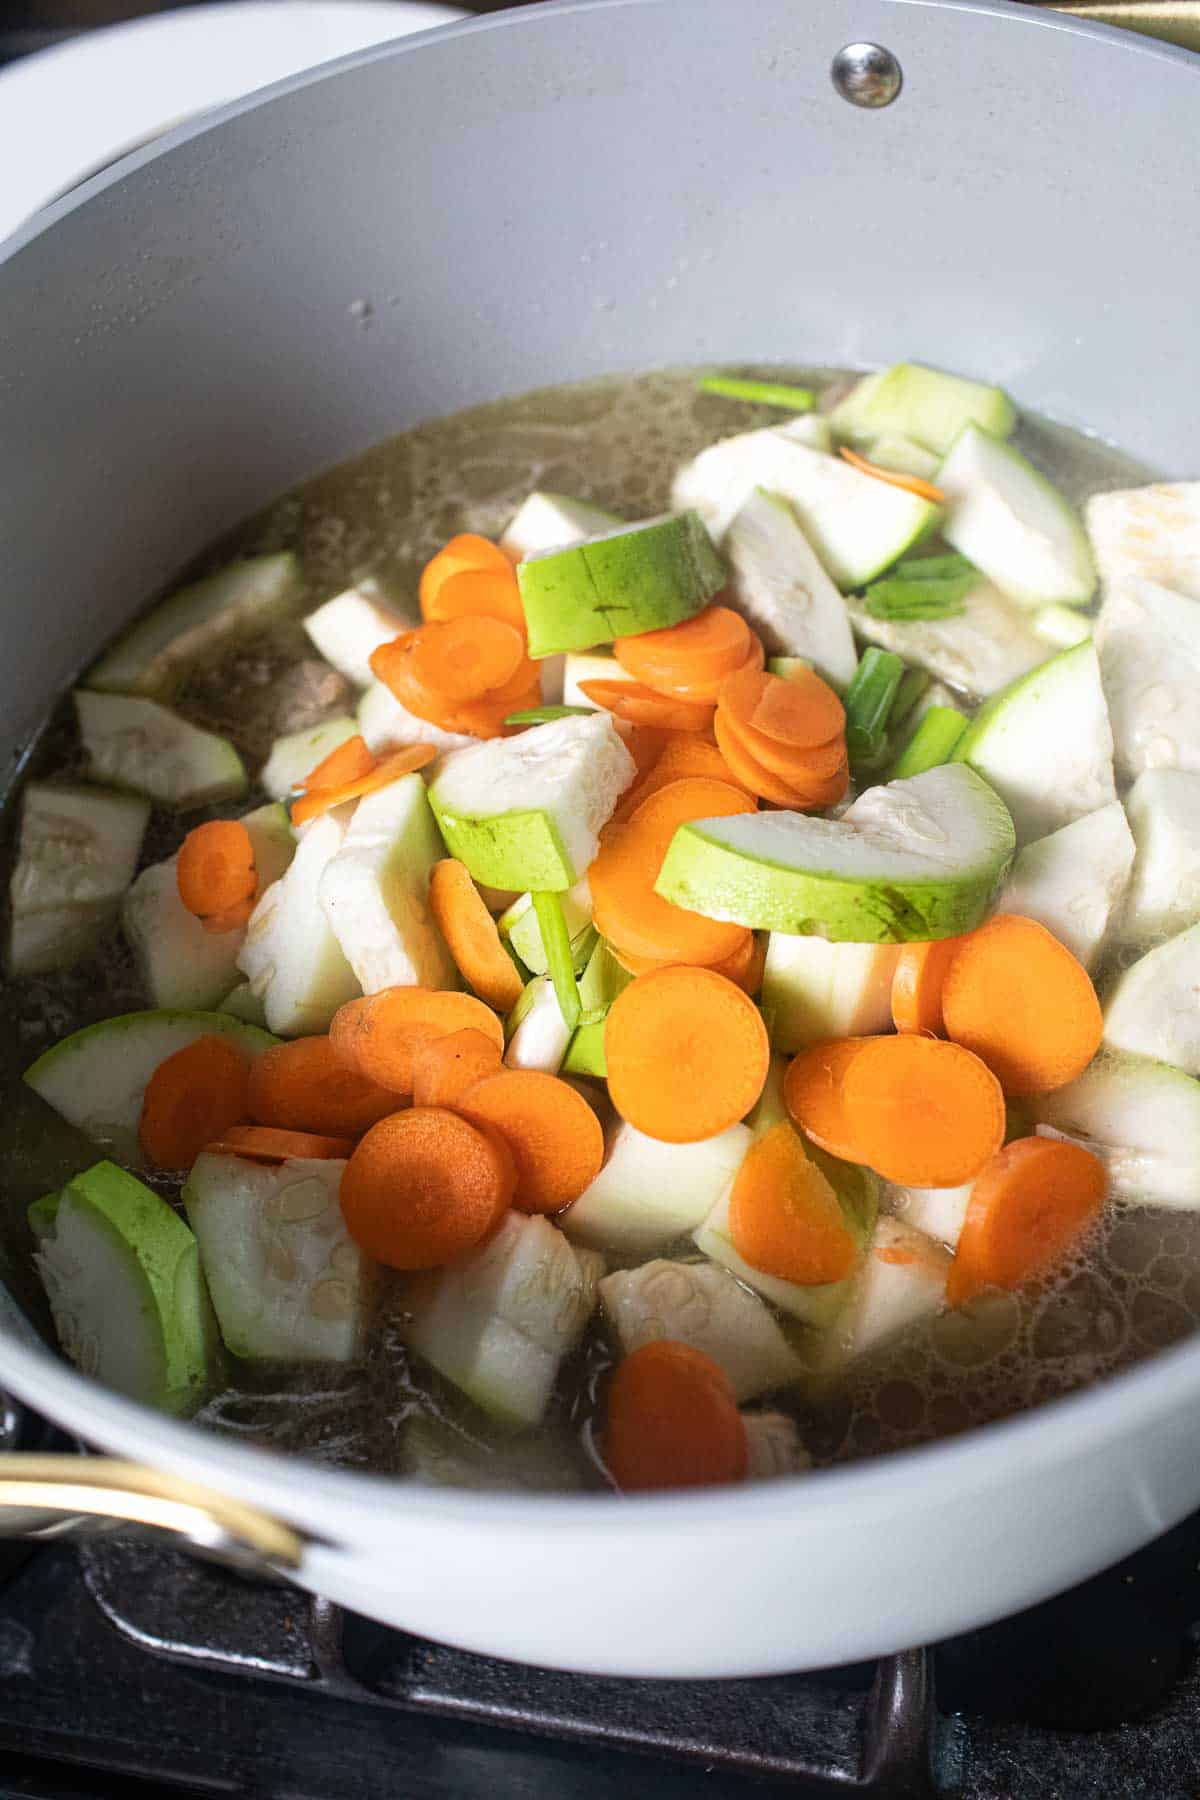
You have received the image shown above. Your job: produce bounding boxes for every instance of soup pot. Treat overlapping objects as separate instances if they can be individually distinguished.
[0,0,1199,1678]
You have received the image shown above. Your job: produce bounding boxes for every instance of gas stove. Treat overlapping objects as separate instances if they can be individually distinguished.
[0,1403,1198,1799]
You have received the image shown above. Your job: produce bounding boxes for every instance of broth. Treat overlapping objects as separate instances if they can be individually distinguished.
[4,365,1192,1494]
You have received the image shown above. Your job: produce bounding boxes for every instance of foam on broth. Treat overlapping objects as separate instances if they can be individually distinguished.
[3,365,1192,1493]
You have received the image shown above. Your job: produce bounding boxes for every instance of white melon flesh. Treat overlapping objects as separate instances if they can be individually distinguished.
[561,1119,752,1259]
[995,802,1134,971]
[672,427,940,586]
[7,783,149,977]
[561,651,635,709]
[761,935,899,1053]
[863,433,941,482]
[1032,604,1092,650]
[404,1213,603,1429]
[831,363,1016,456]
[303,586,413,688]
[504,977,571,1074]
[23,1009,275,1161]
[953,643,1116,844]
[694,1179,856,1332]
[1086,483,1200,601]
[888,1182,972,1250]
[599,1260,807,1401]
[936,425,1096,609]
[500,492,619,561]
[184,1153,373,1363]
[1103,924,1200,1077]
[722,488,858,688]
[260,716,358,800]
[238,808,360,1035]
[1121,770,1200,948]
[1035,1051,1200,1209]
[821,1217,950,1368]
[356,680,477,759]
[742,1411,813,1480]
[318,773,456,996]
[75,691,247,809]
[1094,577,1200,783]
[846,579,1050,700]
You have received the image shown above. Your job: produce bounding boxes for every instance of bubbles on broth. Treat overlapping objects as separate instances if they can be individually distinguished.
[0,364,1181,1488]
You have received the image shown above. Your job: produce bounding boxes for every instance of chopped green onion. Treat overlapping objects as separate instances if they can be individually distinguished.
[697,376,815,412]
[843,648,905,767]
[860,573,974,621]
[504,704,594,726]
[890,667,931,728]
[532,891,582,1031]
[893,552,975,581]
[889,705,969,780]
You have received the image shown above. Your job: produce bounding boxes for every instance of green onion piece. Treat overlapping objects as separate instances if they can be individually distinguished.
[860,573,974,621]
[890,667,931,728]
[698,376,815,412]
[843,647,905,768]
[893,552,975,581]
[889,705,969,780]
[532,891,583,1031]
[504,704,594,726]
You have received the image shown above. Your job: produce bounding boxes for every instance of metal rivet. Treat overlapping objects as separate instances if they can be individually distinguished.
[831,42,903,108]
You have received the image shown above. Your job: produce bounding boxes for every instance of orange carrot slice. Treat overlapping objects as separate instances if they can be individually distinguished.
[176,821,257,924]
[604,966,769,1143]
[615,605,753,684]
[712,711,821,808]
[330,987,505,1094]
[138,1034,250,1170]
[578,679,715,734]
[720,665,845,750]
[370,637,512,739]
[590,778,755,967]
[840,445,946,504]
[728,1121,860,1284]
[629,632,766,705]
[404,616,526,703]
[939,914,1104,1098]
[206,1124,356,1162]
[604,1342,748,1492]
[419,534,514,619]
[718,699,847,785]
[340,1106,514,1268]
[424,566,525,633]
[302,734,376,792]
[709,929,766,995]
[290,744,436,825]
[201,894,257,937]
[891,938,962,1036]
[457,1069,604,1212]
[246,1036,400,1138]
[429,859,525,1011]
[783,1038,874,1162]
[840,1035,1006,1186]
[946,1136,1107,1308]
[411,1028,503,1109]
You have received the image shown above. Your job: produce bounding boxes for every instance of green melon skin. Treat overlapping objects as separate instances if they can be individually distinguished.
[516,512,726,657]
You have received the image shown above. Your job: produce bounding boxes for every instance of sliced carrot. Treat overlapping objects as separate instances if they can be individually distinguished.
[411,1028,503,1109]
[891,938,962,1036]
[946,1136,1107,1308]
[620,724,673,779]
[627,631,766,705]
[291,744,436,825]
[340,1106,514,1268]
[429,859,525,1011]
[728,1120,860,1284]
[578,679,715,734]
[612,732,756,822]
[403,616,526,703]
[176,821,257,923]
[424,566,525,633]
[370,637,512,739]
[713,710,848,810]
[419,534,514,620]
[615,606,753,684]
[840,445,945,504]
[604,1341,747,1492]
[939,914,1104,1098]
[840,1035,1006,1186]
[718,701,846,784]
[709,929,765,995]
[246,1036,400,1138]
[330,987,505,1094]
[457,1069,604,1212]
[302,734,376,793]
[783,1038,873,1162]
[604,966,769,1143]
[590,778,755,967]
[720,664,845,750]
[138,1035,250,1170]
[206,1123,356,1162]
[201,894,257,937]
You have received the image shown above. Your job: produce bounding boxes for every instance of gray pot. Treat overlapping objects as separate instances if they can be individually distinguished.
[0,0,1198,1675]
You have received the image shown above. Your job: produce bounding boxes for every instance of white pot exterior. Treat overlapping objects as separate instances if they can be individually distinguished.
[1,0,1198,1675]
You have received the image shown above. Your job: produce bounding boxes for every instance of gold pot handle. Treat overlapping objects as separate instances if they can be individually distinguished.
[1038,0,1200,52]
[0,1453,305,1572]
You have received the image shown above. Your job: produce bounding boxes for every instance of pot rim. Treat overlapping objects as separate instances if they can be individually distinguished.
[2,0,1199,1538]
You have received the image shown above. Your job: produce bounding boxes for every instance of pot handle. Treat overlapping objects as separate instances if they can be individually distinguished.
[1037,0,1200,52]
[0,1453,306,1573]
